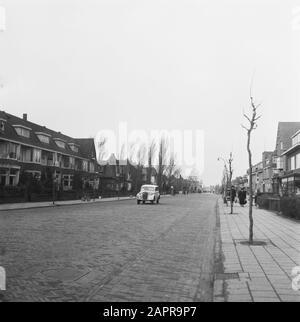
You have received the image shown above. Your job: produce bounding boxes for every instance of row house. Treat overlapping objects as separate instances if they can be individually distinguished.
[0,111,98,197]
[246,153,274,194]
[272,122,300,196]
[262,151,276,193]
[280,129,300,195]
[232,175,248,190]
[250,161,264,193]
[99,153,158,196]
[99,154,133,195]
[244,123,300,196]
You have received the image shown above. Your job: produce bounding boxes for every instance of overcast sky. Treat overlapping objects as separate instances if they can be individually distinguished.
[0,0,299,185]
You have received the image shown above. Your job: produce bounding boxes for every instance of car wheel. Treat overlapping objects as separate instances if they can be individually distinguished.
[151,199,154,204]
[137,200,140,204]
[142,200,145,204]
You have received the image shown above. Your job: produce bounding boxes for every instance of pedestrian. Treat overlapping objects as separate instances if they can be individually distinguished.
[238,187,247,207]
[223,191,228,206]
[254,189,260,207]
[231,186,236,205]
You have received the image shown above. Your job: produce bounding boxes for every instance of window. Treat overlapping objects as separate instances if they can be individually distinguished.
[69,144,79,153]
[89,162,95,173]
[0,141,8,158]
[37,134,50,144]
[56,154,63,167]
[75,159,81,170]
[21,147,32,162]
[82,160,88,172]
[63,175,73,191]
[296,153,300,170]
[276,157,283,169]
[292,133,300,146]
[0,168,19,186]
[14,126,30,138]
[0,168,8,186]
[41,151,54,166]
[70,157,75,169]
[54,139,66,149]
[8,143,19,159]
[25,170,41,181]
[280,142,283,150]
[0,120,5,132]
[62,155,70,168]
[32,149,41,163]
[291,156,295,171]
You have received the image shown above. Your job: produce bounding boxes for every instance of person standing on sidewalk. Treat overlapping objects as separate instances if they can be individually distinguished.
[231,186,236,204]
[238,187,247,207]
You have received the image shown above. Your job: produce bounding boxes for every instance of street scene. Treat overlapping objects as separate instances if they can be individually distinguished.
[0,0,300,304]
[0,194,218,302]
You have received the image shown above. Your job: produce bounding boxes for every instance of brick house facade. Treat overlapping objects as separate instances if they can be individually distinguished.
[280,129,300,196]
[0,111,99,202]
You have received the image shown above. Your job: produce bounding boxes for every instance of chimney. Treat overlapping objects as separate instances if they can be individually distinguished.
[23,113,27,121]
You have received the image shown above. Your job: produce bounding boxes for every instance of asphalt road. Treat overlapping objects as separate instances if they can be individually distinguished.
[0,193,219,302]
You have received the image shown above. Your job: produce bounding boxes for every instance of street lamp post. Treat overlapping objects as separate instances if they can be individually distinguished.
[218,153,234,214]
[218,156,229,197]
[52,173,56,205]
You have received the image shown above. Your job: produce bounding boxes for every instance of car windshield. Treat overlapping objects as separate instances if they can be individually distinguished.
[141,186,155,192]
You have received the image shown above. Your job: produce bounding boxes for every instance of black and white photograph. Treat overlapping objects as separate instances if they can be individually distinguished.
[0,0,300,308]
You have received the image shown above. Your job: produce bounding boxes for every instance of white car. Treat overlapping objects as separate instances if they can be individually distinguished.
[136,185,160,204]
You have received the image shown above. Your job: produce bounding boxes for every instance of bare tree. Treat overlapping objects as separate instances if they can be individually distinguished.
[165,153,181,187]
[127,142,136,164]
[242,92,262,244]
[157,136,168,190]
[116,143,127,164]
[147,139,156,183]
[134,143,146,192]
[136,143,146,167]
[97,136,107,162]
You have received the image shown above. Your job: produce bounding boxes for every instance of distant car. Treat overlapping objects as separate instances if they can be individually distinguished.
[136,185,160,204]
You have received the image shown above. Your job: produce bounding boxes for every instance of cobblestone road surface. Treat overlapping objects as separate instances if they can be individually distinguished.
[0,194,218,302]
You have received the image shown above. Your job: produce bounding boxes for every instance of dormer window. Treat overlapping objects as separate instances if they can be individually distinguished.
[68,143,79,153]
[13,125,31,138]
[0,118,6,132]
[54,138,66,149]
[35,132,51,144]
[292,132,300,147]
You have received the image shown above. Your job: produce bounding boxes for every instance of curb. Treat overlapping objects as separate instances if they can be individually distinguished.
[212,198,227,302]
[0,196,136,212]
[0,194,173,212]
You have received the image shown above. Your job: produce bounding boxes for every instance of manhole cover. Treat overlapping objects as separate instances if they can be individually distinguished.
[41,268,89,282]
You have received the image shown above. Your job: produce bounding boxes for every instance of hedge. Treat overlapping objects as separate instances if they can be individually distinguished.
[280,197,300,219]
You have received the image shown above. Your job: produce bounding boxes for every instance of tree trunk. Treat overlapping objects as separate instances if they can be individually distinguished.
[247,130,253,244]
[229,161,233,214]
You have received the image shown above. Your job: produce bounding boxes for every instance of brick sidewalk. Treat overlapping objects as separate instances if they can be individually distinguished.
[214,198,300,302]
